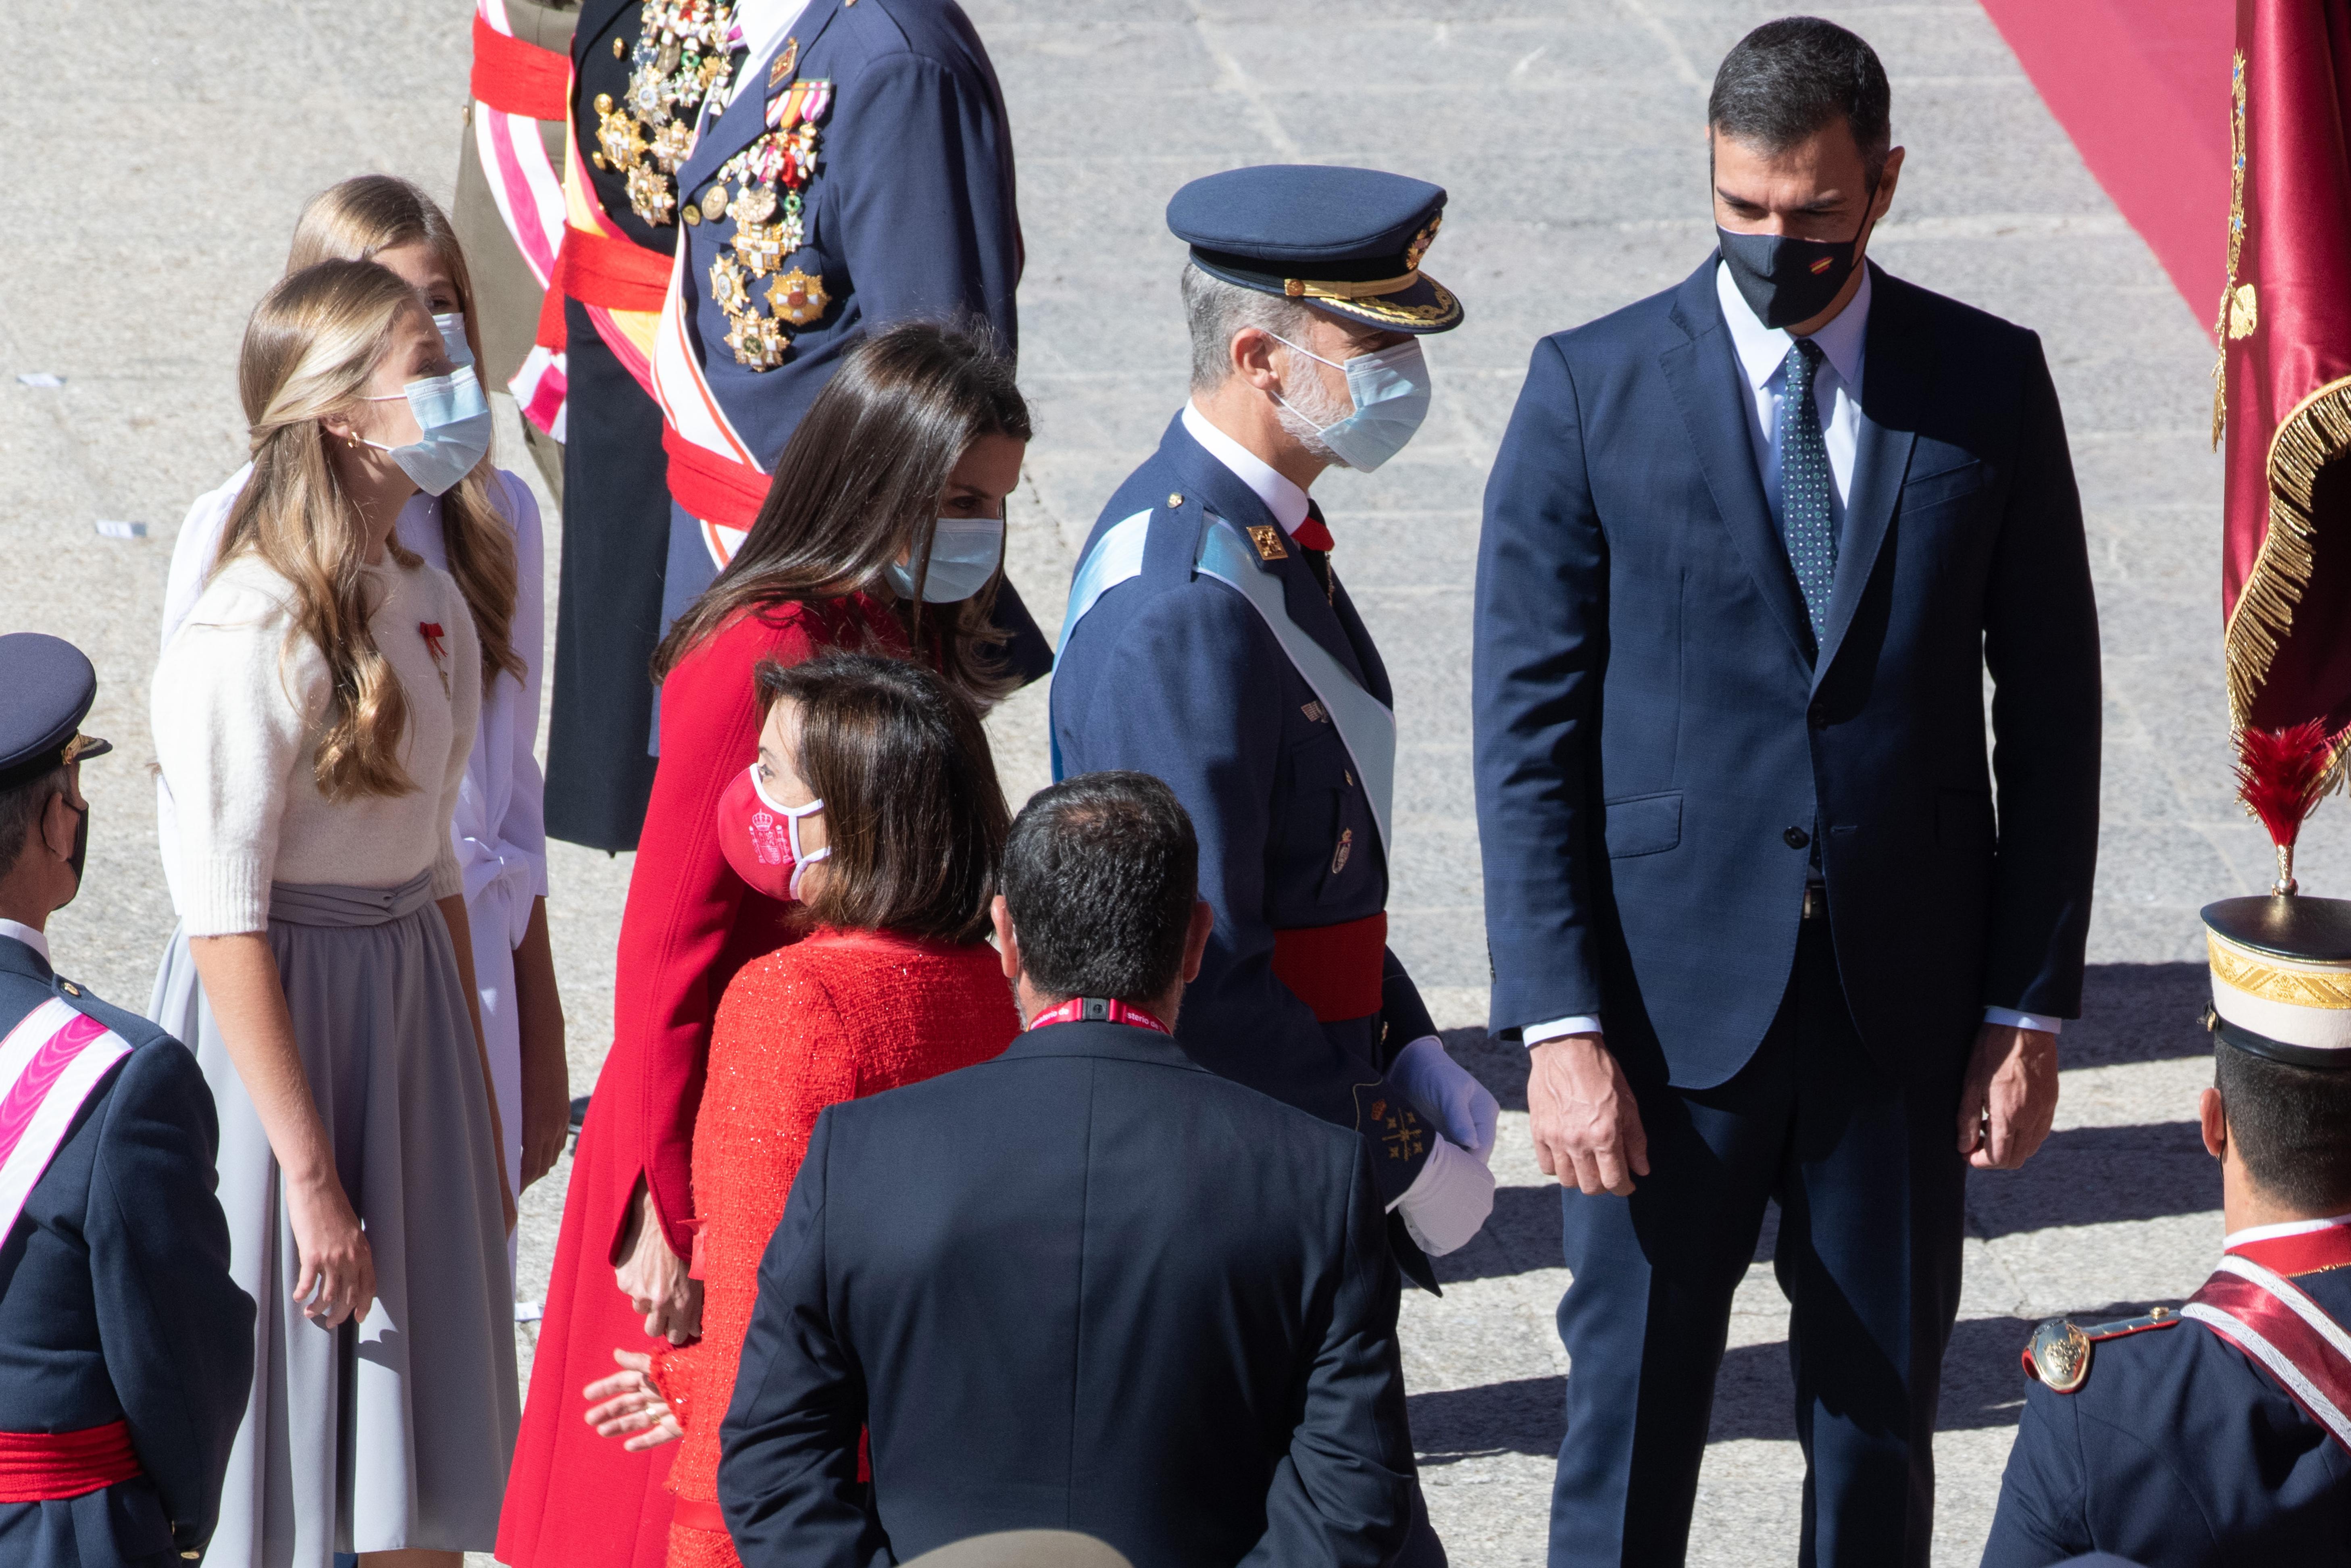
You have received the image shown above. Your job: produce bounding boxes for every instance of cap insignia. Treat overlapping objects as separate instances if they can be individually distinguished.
[1404,214,1442,272]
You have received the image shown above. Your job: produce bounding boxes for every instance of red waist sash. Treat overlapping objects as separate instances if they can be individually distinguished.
[663,425,770,531]
[1270,911,1386,1023]
[0,1420,142,1503]
[470,12,570,120]
[556,223,671,314]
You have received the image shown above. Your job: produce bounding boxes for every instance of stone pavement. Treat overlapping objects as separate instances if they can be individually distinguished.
[0,0,2279,1562]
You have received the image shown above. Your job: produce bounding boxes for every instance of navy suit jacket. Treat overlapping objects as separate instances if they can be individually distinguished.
[1051,417,1441,1253]
[1982,1270,2351,1566]
[1474,258,2100,1085]
[716,1019,1416,1568]
[674,0,1019,467]
[0,937,251,1566]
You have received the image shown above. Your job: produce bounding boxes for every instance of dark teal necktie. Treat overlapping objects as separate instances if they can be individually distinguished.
[1777,337,1834,642]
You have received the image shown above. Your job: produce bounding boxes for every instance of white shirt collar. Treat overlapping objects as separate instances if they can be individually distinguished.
[1181,402,1311,536]
[0,918,50,967]
[726,0,812,104]
[2223,1210,2351,1251]
[1716,257,1871,397]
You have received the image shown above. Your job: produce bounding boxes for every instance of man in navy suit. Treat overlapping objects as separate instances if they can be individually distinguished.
[0,634,252,1566]
[716,772,1417,1568]
[1473,18,2101,1565]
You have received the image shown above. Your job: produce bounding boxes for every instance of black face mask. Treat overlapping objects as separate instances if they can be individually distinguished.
[62,798,87,905]
[1715,183,1878,330]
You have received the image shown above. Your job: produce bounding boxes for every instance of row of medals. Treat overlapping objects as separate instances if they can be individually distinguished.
[589,0,829,370]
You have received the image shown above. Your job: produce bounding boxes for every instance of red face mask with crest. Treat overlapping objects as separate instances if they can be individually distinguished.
[712,765,829,902]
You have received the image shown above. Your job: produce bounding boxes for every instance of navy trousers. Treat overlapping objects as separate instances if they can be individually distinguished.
[544,298,668,852]
[1551,919,1970,1567]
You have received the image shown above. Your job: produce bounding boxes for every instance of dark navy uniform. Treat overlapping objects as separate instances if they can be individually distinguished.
[0,633,251,1566]
[1049,168,1470,1289]
[1984,1276,2351,1566]
[661,0,1052,683]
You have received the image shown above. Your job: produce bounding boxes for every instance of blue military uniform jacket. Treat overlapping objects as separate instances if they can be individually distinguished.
[673,0,1019,462]
[1051,414,1440,1283]
[0,935,251,1567]
[1982,1272,2351,1566]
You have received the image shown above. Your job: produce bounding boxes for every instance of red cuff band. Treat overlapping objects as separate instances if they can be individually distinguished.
[663,426,770,531]
[0,1420,142,1503]
[670,1494,728,1533]
[469,13,571,121]
[1270,912,1387,1023]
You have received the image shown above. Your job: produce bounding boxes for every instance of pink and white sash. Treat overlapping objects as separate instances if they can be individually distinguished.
[471,0,573,438]
[0,1000,132,1243]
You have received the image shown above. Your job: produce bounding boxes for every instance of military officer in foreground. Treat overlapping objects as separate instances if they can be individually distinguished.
[1982,891,2351,1566]
[1049,166,1501,1566]
[0,634,252,1567]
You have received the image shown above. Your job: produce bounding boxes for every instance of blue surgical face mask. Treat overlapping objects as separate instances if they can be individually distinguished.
[887,516,1004,604]
[1266,332,1432,473]
[432,312,475,368]
[361,363,492,496]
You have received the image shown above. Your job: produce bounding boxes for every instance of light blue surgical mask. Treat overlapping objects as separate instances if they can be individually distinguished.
[361,363,492,496]
[432,312,475,368]
[887,516,1004,603]
[1266,332,1432,473]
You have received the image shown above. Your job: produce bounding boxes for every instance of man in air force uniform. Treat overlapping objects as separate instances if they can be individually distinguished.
[0,634,252,1567]
[1982,891,2351,1567]
[1049,171,1501,1564]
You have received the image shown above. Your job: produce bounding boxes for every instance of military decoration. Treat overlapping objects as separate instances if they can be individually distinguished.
[704,76,836,369]
[597,0,740,227]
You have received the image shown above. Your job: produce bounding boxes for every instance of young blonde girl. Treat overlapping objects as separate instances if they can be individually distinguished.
[160,175,568,1233]
[150,260,518,1568]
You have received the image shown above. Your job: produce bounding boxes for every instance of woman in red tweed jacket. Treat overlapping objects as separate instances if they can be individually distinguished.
[583,649,1019,1566]
[497,323,1042,1568]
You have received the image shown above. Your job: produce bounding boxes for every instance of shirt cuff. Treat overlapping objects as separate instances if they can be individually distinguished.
[1983,1007,2065,1035]
[1522,1014,1605,1047]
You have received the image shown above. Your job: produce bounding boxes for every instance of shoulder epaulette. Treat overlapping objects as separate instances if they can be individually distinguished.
[2023,1306,2184,1393]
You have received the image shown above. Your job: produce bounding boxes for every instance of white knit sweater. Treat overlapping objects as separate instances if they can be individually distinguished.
[152,552,481,937]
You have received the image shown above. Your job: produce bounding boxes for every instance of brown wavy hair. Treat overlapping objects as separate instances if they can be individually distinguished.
[754,651,1007,943]
[277,174,524,691]
[652,321,1032,704]
[215,260,433,801]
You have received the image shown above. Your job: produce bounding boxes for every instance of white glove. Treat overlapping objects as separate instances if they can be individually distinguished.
[1387,1035,1501,1166]
[1389,1133,1496,1257]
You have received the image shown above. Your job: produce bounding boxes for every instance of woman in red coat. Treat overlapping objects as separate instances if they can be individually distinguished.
[581,650,1020,1566]
[497,323,1039,1568]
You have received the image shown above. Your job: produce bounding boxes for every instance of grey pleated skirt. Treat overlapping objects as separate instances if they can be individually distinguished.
[149,872,518,1564]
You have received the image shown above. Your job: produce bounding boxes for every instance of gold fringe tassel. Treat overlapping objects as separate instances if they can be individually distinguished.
[2224,375,2351,725]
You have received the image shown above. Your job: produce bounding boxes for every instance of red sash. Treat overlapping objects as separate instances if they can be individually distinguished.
[662,425,770,532]
[0,1421,142,1503]
[2184,1223,2351,1455]
[1270,912,1387,1023]
[469,12,569,119]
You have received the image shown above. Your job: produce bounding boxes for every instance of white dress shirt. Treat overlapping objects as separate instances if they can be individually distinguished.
[1182,401,1311,535]
[1522,263,2059,1046]
[0,918,50,967]
[2222,1211,2351,1253]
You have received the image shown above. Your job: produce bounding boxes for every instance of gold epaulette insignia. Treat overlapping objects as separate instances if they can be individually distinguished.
[2023,1307,2182,1394]
[1249,525,1288,561]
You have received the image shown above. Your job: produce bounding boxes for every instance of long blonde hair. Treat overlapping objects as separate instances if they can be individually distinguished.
[274,174,523,691]
[217,261,429,801]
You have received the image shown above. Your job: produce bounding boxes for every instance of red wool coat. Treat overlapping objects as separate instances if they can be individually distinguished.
[497,596,908,1568]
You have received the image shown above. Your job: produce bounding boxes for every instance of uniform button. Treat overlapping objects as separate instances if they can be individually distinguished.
[1808,704,1826,729]
[1783,826,1810,849]
[684,205,701,225]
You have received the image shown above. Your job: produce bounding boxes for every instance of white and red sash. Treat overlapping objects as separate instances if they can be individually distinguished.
[469,0,573,437]
[652,198,765,569]
[0,999,132,1243]
[2183,1221,2351,1456]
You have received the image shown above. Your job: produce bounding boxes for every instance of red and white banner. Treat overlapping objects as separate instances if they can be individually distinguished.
[471,0,573,438]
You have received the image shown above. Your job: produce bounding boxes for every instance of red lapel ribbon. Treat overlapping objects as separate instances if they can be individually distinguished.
[1026,997,1171,1036]
[420,621,447,661]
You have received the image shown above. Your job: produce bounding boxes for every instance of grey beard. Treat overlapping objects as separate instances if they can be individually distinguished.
[1273,349,1350,468]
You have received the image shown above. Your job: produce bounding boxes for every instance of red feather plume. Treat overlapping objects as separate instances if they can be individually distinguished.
[2234,718,2344,850]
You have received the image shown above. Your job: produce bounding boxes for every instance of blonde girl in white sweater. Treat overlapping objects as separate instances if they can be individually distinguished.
[160,175,571,1235]
[150,259,519,1568]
